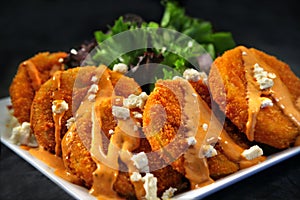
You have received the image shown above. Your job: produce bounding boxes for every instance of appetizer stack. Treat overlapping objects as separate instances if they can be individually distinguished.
[7,1,300,200]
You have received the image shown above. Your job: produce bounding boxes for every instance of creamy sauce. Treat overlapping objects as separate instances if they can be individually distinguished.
[182,77,265,184]
[241,48,263,141]
[88,66,143,199]
[51,72,65,156]
[240,46,300,140]
[29,148,82,185]
[174,80,213,188]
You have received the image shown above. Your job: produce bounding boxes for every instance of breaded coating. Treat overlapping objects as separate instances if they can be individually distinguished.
[9,52,67,123]
[31,67,96,154]
[206,143,239,179]
[61,125,97,188]
[109,70,141,97]
[143,79,266,184]
[209,46,300,148]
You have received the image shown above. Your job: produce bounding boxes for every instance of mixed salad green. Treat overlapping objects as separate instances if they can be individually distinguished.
[65,1,235,78]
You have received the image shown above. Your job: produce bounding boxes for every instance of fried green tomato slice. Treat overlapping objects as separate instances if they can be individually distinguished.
[9,52,67,123]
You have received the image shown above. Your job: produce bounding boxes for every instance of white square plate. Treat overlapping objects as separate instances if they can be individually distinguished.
[1,97,299,200]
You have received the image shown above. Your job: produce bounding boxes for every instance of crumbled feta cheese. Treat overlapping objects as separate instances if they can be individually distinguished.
[253,63,275,90]
[131,152,149,172]
[108,129,114,135]
[130,172,142,182]
[88,94,96,102]
[260,97,273,108]
[10,122,38,147]
[123,92,148,109]
[201,144,217,158]
[242,51,247,56]
[132,111,143,119]
[257,77,274,90]
[130,172,159,200]
[66,117,75,129]
[202,123,208,131]
[112,106,130,120]
[88,84,99,94]
[52,100,68,114]
[187,41,193,48]
[142,173,159,200]
[113,63,128,74]
[267,72,277,79]
[161,46,167,53]
[241,145,263,160]
[161,187,177,200]
[187,136,197,146]
[91,75,98,82]
[70,49,78,55]
[58,58,64,63]
[183,68,208,83]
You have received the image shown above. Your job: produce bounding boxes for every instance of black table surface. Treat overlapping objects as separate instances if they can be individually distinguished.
[1,0,300,199]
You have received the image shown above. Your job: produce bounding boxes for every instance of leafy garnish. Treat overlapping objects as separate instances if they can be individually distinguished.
[81,1,236,81]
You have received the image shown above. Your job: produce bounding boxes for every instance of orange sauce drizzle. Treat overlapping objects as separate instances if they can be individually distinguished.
[240,46,300,140]
[51,71,65,156]
[29,147,82,185]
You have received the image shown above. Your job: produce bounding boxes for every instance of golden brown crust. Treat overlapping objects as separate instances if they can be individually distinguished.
[206,144,239,179]
[208,46,300,149]
[250,48,300,100]
[143,79,257,182]
[61,125,97,188]
[31,67,96,153]
[9,52,67,123]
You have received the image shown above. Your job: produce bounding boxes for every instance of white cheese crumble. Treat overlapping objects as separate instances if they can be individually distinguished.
[253,63,275,90]
[130,172,142,182]
[187,136,197,146]
[10,122,38,147]
[88,94,96,102]
[108,129,114,135]
[161,187,177,200]
[201,144,217,158]
[183,68,208,83]
[112,106,130,120]
[88,84,99,94]
[143,173,159,200]
[70,49,78,55]
[91,75,98,83]
[242,51,247,56]
[66,117,75,129]
[52,100,68,114]
[113,63,128,74]
[131,152,149,172]
[123,92,148,109]
[260,97,273,108]
[132,111,143,119]
[241,145,263,160]
[130,172,159,200]
[58,58,64,63]
[202,123,208,131]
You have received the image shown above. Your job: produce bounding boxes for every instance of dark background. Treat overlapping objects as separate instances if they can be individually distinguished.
[1,0,300,199]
